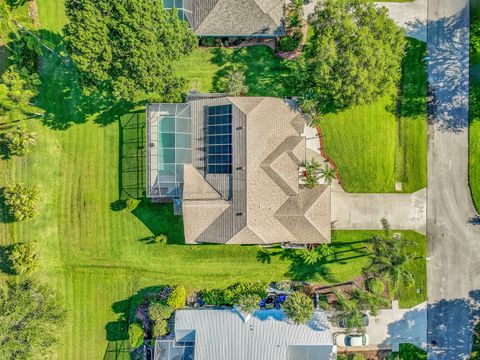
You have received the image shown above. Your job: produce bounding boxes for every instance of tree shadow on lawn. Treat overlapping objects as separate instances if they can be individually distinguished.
[257,248,338,283]
[106,285,168,341]
[104,285,169,359]
[209,46,296,97]
[256,239,370,283]
[35,30,137,130]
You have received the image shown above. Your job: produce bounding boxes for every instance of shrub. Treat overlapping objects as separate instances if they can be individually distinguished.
[7,242,38,275]
[224,69,248,96]
[2,125,36,157]
[167,285,186,310]
[283,291,314,324]
[128,323,144,349]
[149,302,172,322]
[200,288,226,305]
[152,319,168,338]
[367,278,385,295]
[277,31,302,52]
[125,198,140,211]
[236,293,261,314]
[152,234,168,245]
[2,184,40,221]
[317,294,329,310]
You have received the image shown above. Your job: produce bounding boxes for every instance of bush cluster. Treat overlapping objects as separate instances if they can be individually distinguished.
[7,242,38,275]
[366,278,385,295]
[200,282,268,306]
[277,31,302,52]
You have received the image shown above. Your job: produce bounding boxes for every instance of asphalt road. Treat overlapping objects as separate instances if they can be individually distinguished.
[427,0,480,358]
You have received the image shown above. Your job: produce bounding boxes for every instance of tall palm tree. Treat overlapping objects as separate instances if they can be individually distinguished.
[332,290,366,333]
[363,219,416,294]
[320,165,336,185]
[289,0,304,18]
[351,288,389,317]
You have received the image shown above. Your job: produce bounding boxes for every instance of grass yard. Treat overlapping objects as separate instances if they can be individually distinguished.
[175,45,294,97]
[319,38,427,193]
[0,1,427,357]
[472,321,480,359]
[395,344,427,359]
[470,0,480,211]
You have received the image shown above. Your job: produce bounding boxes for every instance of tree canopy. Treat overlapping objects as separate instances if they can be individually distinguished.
[0,66,43,125]
[304,0,405,112]
[283,291,314,324]
[64,0,197,101]
[0,279,65,359]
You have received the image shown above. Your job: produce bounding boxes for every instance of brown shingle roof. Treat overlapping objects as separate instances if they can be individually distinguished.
[182,97,331,245]
[193,0,285,36]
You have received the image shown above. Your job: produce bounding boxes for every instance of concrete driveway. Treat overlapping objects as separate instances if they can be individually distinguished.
[302,126,427,235]
[367,301,427,352]
[331,188,426,235]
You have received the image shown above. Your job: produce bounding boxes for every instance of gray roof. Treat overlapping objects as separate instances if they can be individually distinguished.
[172,309,336,360]
[182,96,331,245]
[192,0,286,36]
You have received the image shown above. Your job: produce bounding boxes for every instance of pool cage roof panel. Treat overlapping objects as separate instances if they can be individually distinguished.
[147,103,192,198]
[162,0,193,25]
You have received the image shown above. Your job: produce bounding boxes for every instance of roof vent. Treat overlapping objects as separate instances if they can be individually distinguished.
[236,212,244,216]
[236,166,244,170]
[249,324,254,331]
[236,126,243,130]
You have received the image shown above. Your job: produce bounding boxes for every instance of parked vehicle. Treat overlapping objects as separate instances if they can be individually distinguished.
[335,333,369,347]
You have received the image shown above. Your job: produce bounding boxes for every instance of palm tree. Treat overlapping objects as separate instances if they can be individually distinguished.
[332,290,366,333]
[320,165,336,185]
[363,219,416,294]
[288,0,304,18]
[225,69,249,96]
[351,288,389,317]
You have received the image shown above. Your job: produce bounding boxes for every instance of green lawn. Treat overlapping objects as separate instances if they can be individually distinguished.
[395,344,427,359]
[472,321,480,359]
[470,0,480,211]
[319,38,427,193]
[0,1,427,358]
[175,45,294,97]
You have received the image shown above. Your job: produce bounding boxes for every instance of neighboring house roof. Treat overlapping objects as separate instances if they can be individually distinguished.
[181,96,331,245]
[192,0,286,36]
[168,309,336,360]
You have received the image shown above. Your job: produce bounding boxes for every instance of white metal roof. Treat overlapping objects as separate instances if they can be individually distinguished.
[174,308,336,360]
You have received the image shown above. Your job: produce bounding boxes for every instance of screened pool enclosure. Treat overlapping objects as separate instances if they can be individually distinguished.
[146,103,192,198]
[162,0,193,25]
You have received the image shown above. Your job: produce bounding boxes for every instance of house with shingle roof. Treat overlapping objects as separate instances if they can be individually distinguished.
[146,94,332,245]
[163,0,286,37]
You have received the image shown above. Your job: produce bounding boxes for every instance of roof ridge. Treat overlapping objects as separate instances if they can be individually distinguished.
[253,0,283,27]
